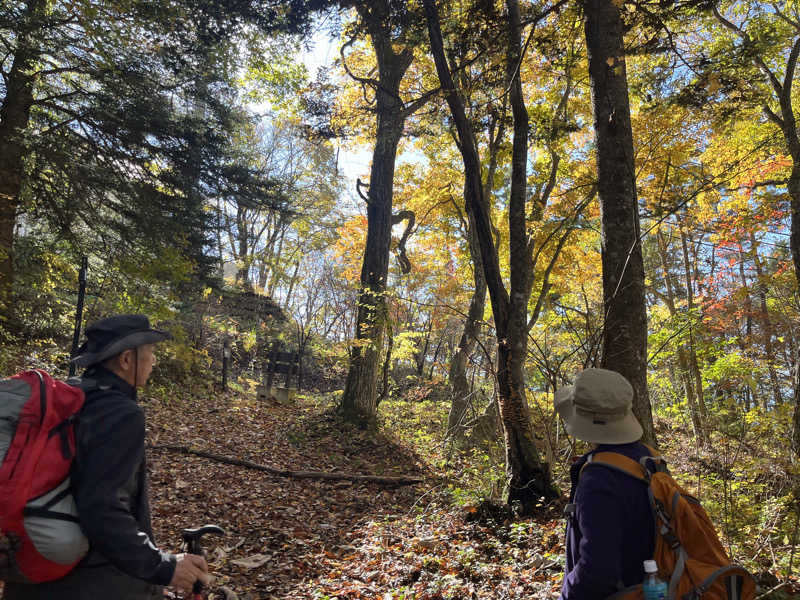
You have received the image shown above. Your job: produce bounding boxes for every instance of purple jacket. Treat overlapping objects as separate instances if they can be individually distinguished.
[560,442,655,600]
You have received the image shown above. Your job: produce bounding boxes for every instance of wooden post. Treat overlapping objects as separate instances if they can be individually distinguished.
[297,352,303,391]
[266,342,278,394]
[222,339,231,390]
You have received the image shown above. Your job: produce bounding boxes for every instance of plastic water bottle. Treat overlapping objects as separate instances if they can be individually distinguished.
[643,560,668,600]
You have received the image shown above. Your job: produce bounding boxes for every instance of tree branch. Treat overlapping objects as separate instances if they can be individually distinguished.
[762,103,786,130]
[340,33,380,90]
[770,3,800,30]
[712,5,784,98]
[149,445,424,486]
[781,35,800,156]
[392,210,415,274]
[356,177,370,203]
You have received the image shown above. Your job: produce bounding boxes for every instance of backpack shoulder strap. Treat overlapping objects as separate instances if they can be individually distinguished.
[66,377,99,394]
[581,451,650,483]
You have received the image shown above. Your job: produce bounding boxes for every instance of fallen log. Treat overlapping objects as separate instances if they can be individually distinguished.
[149,444,424,486]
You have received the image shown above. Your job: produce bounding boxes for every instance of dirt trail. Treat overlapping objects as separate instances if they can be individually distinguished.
[144,390,563,599]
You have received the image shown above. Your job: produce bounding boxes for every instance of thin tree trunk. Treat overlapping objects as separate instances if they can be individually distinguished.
[749,232,783,407]
[447,112,501,439]
[283,261,300,310]
[235,206,250,286]
[584,0,654,444]
[679,227,709,427]
[267,225,287,298]
[341,5,414,425]
[656,230,707,445]
[428,334,444,380]
[378,320,393,407]
[448,217,487,438]
[415,318,433,378]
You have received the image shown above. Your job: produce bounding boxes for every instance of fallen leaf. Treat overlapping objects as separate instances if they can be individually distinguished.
[231,554,271,570]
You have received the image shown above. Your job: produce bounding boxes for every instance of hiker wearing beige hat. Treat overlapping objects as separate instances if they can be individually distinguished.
[556,368,656,600]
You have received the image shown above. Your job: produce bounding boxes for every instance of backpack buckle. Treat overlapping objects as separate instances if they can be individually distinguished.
[663,530,681,549]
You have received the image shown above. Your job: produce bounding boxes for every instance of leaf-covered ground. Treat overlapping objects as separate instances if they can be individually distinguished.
[145,389,567,599]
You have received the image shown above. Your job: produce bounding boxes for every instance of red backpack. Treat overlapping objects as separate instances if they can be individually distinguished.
[0,370,89,583]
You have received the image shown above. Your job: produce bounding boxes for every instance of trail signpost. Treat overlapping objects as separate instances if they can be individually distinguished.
[258,342,301,403]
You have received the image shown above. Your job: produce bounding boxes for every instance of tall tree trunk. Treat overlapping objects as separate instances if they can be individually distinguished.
[502,0,555,509]
[0,0,44,324]
[424,0,557,512]
[340,6,414,425]
[792,162,800,456]
[783,62,800,454]
[584,0,654,445]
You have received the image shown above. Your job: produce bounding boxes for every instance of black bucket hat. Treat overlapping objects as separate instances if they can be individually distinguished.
[71,314,172,368]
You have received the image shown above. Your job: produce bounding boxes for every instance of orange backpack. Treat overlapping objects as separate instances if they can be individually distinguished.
[581,446,756,600]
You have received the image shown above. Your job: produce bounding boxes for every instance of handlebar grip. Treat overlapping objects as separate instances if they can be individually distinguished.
[181,524,226,598]
[181,524,226,542]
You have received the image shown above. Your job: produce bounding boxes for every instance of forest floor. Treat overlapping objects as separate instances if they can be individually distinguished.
[145,387,568,599]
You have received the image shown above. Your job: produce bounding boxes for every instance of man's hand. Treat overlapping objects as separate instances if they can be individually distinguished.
[169,553,209,596]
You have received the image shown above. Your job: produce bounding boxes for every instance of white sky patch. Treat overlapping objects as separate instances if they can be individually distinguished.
[299,32,371,200]
[297,26,429,212]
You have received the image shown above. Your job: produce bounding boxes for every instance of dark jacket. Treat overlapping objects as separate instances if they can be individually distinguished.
[4,366,175,600]
[560,441,655,600]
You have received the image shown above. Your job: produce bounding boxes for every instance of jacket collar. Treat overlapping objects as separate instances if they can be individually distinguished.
[83,364,137,399]
[568,441,644,499]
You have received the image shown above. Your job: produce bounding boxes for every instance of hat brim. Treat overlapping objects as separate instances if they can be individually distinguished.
[71,329,172,368]
[554,385,643,445]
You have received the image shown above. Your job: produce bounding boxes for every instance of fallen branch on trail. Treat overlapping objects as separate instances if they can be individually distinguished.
[149,444,424,486]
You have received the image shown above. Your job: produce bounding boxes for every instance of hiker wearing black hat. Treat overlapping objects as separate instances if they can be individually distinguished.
[4,315,209,600]
[555,368,656,600]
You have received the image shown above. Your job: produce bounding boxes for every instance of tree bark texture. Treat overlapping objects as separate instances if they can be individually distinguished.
[584,0,654,445]
[340,5,413,425]
[424,0,557,512]
[0,0,43,322]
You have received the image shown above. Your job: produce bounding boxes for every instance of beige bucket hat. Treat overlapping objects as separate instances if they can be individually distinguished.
[554,368,643,444]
